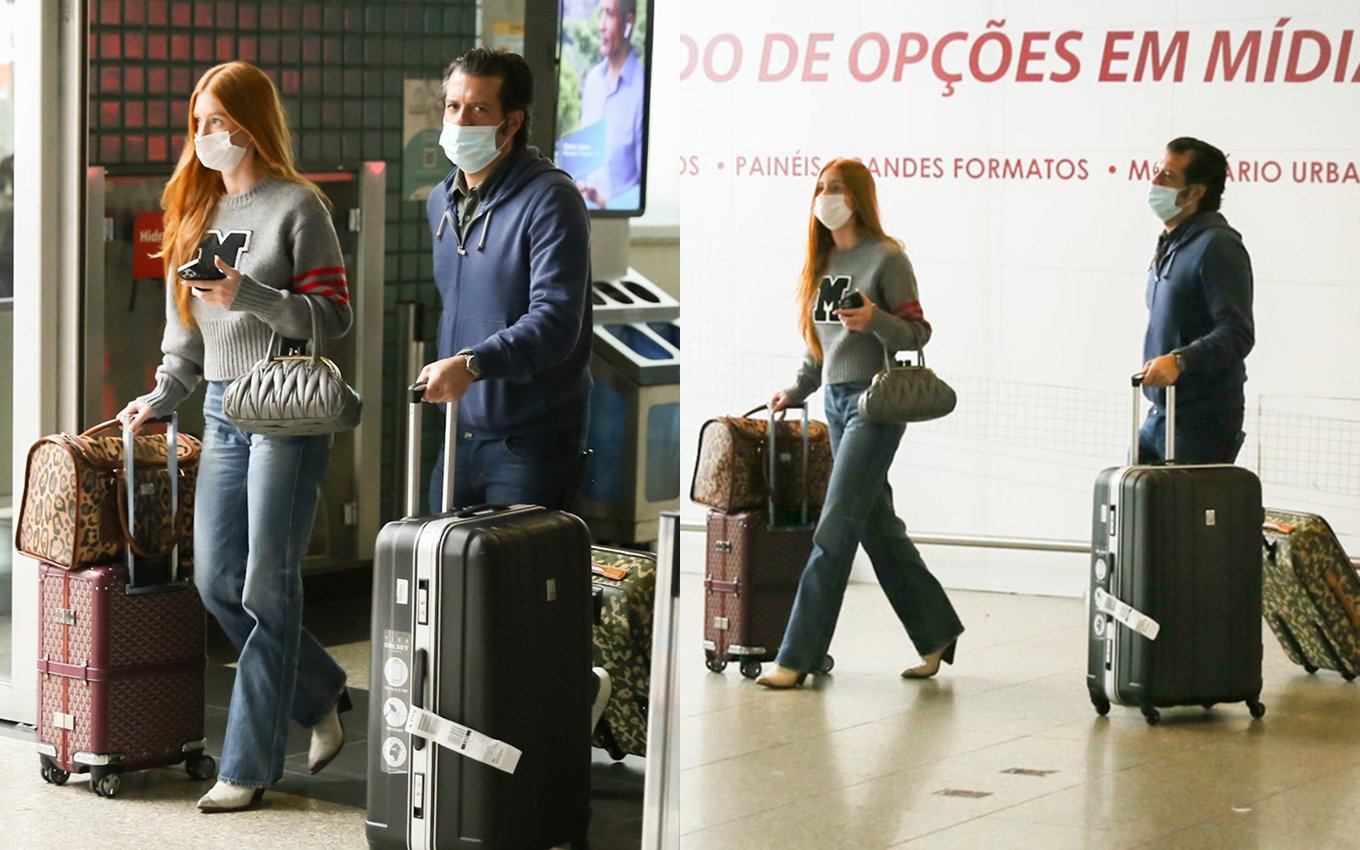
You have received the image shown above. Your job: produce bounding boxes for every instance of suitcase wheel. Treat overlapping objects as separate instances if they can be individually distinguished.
[1091,698,1111,717]
[817,654,835,674]
[186,753,217,781]
[704,652,728,674]
[40,764,70,786]
[91,771,121,798]
[1248,700,1267,719]
[739,660,762,680]
[1304,663,1319,675]
[1342,671,1356,683]
[1141,707,1160,726]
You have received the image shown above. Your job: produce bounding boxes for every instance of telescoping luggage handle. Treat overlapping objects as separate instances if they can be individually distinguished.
[405,383,457,517]
[1130,372,1176,465]
[742,403,812,528]
[117,412,182,594]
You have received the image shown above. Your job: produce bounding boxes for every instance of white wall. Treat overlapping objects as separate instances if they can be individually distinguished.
[678,0,1360,595]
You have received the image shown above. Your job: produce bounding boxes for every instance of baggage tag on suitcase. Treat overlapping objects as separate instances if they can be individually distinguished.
[404,706,522,774]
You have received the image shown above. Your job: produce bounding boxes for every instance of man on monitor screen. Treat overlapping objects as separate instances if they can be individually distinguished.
[574,0,644,210]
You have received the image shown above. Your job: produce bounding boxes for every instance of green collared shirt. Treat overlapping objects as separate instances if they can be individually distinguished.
[449,154,514,243]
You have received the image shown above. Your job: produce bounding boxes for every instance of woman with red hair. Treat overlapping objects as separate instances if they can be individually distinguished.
[758,158,964,689]
[117,61,352,811]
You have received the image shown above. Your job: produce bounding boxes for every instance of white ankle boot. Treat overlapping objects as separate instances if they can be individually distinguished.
[590,667,612,734]
[308,706,345,775]
[196,780,264,813]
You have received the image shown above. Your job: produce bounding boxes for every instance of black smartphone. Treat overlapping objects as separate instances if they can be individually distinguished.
[176,254,226,287]
[838,291,865,310]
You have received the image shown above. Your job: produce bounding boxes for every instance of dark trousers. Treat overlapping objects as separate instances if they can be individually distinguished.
[429,424,586,513]
[1138,407,1245,465]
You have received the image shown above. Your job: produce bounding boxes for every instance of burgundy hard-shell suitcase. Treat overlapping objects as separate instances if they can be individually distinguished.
[702,405,833,680]
[35,416,214,797]
[365,389,592,850]
[1086,377,1265,725]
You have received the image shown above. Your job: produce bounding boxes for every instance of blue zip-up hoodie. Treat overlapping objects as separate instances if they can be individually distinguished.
[1142,210,1254,414]
[427,146,593,440]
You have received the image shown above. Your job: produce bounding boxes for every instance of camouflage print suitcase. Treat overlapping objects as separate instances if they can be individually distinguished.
[590,546,656,760]
[1262,509,1360,680]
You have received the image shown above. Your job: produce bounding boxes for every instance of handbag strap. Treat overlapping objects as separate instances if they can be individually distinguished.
[741,403,788,421]
[264,294,325,363]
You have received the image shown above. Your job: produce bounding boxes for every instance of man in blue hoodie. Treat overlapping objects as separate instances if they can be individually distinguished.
[417,47,612,739]
[418,48,593,513]
[1139,137,1254,463]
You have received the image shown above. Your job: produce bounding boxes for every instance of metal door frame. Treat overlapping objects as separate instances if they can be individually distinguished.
[3,0,86,727]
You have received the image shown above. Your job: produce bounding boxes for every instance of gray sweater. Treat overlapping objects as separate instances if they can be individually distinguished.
[139,178,352,416]
[784,238,932,405]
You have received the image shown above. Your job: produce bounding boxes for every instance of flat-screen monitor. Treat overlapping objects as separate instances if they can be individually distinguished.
[554,0,653,217]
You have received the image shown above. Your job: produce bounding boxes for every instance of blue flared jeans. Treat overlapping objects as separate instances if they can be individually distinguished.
[776,381,964,672]
[194,381,348,787]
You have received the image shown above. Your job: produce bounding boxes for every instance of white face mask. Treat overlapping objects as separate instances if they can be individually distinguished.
[440,121,507,174]
[1148,184,1184,222]
[814,193,853,231]
[195,129,248,174]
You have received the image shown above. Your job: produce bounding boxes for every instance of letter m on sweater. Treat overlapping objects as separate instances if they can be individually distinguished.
[200,229,252,267]
[814,275,852,323]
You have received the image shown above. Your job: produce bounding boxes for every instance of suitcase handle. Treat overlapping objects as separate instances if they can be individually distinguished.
[765,404,811,528]
[406,383,458,516]
[120,413,181,591]
[1130,372,1175,465]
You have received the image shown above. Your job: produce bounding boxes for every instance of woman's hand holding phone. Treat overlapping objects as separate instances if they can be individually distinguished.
[834,289,874,331]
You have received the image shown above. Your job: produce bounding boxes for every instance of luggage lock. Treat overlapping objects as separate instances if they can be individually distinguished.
[53,608,76,626]
[714,540,732,554]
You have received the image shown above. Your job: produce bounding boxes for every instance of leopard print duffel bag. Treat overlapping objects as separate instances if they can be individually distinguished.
[690,404,832,516]
[16,419,200,570]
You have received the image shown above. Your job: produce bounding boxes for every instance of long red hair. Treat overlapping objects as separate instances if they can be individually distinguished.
[795,158,898,359]
[160,61,323,327]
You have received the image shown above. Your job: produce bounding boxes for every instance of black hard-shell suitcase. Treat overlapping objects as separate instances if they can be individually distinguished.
[365,388,592,850]
[1086,376,1265,725]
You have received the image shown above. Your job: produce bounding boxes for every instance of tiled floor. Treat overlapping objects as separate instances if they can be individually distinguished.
[0,589,644,849]
[678,572,1360,849]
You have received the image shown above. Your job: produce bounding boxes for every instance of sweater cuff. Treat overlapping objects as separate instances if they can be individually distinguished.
[468,342,504,381]
[228,274,286,319]
[138,375,190,418]
[783,380,816,407]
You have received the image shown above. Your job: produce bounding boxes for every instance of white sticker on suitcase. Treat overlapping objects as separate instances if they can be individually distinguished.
[1093,588,1161,641]
[404,706,523,774]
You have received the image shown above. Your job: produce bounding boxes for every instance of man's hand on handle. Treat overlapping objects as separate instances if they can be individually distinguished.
[1141,353,1182,387]
[417,356,475,404]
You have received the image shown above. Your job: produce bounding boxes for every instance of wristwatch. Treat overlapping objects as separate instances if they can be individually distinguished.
[1173,351,1188,373]
[456,348,481,380]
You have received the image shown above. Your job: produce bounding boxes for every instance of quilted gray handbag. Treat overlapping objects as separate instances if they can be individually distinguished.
[857,348,957,424]
[222,296,362,436]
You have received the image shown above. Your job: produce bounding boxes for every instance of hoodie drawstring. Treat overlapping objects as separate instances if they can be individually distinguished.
[478,207,493,252]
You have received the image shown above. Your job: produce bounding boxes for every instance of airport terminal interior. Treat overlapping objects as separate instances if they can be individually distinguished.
[4,2,1360,850]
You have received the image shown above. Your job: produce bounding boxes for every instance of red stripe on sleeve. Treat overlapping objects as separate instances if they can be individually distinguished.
[298,281,351,306]
[893,300,925,319]
[293,266,347,283]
